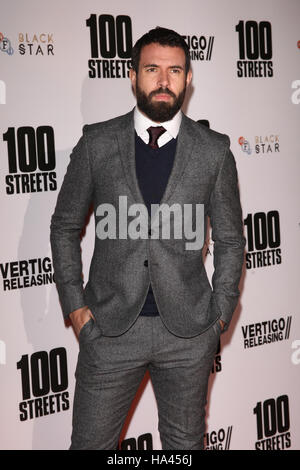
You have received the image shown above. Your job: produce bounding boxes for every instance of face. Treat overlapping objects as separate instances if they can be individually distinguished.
[130,43,192,123]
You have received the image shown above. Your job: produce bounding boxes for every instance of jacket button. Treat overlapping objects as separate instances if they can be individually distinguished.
[144,260,148,267]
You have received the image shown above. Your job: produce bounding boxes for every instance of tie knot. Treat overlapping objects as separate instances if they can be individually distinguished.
[147,126,166,149]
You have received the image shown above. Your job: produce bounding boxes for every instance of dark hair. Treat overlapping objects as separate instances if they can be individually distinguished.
[131,27,190,74]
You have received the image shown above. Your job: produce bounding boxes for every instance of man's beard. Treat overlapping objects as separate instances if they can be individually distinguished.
[136,81,186,122]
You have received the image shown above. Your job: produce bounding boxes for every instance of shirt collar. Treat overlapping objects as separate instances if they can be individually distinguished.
[134,106,182,142]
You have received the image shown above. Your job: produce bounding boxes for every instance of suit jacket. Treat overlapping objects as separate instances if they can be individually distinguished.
[50,109,245,338]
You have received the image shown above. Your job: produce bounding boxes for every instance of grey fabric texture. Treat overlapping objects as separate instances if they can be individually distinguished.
[50,110,245,337]
[70,315,221,450]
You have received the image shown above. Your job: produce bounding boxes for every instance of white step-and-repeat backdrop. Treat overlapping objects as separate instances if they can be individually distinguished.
[1,0,299,450]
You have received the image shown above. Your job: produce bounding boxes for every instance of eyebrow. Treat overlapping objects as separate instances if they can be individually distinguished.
[143,64,184,70]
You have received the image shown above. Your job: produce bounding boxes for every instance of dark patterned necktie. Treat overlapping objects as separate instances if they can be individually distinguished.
[147,126,166,149]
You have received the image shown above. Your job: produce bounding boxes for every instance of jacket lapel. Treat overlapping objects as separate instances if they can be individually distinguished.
[117,110,145,206]
[159,113,196,205]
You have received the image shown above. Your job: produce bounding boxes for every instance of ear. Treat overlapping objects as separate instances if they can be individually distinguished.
[185,69,192,87]
[129,68,137,91]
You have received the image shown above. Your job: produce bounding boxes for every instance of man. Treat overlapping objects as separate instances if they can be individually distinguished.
[50,27,245,450]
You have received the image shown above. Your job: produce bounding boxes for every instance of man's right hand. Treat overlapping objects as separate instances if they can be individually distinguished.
[69,306,95,338]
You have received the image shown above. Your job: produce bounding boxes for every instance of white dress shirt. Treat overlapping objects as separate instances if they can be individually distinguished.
[134,106,182,148]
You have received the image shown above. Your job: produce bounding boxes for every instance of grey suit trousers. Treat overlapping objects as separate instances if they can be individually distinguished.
[70,314,221,450]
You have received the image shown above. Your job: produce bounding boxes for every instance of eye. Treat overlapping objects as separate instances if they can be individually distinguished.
[146,67,157,72]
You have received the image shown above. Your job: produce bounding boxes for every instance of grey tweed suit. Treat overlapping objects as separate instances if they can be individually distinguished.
[50,109,245,449]
[51,109,245,336]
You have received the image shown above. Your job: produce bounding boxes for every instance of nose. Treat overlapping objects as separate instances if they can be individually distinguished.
[157,69,169,88]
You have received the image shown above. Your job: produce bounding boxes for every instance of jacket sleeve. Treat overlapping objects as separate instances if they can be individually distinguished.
[50,126,93,319]
[208,136,246,330]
